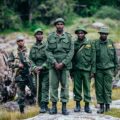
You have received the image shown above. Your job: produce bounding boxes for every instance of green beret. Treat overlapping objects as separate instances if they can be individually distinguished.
[54,18,65,25]
[34,28,43,35]
[75,26,87,34]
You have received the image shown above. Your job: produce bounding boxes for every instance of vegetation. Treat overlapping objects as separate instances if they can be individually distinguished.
[0,0,120,31]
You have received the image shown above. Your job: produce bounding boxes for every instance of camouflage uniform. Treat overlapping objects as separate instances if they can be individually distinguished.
[9,35,35,113]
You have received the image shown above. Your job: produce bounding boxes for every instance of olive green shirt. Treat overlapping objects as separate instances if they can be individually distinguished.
[45,32,74,69]
[95,39,118,70]
[29,41,48,71]
[72,38,96,73]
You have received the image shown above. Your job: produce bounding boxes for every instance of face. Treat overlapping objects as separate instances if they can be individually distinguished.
[17,40,24,47]
[55,22,64,32]
[76,31,85,40]
[35,32,43,41]
[100,33,108,40]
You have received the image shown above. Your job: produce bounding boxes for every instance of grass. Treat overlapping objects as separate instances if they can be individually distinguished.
[105,108,120,118]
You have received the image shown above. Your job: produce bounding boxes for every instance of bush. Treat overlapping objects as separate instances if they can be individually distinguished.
[94,6,120,20]
[0,7,22,31]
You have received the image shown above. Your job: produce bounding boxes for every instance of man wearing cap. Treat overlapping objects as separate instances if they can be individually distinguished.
[29,28,49,113]
[94,27,118,113]
[72,26,96,113]
[46,18,74,115]
[9,35,35,113]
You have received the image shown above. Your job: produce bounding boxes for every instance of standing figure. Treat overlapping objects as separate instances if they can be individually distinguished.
[95,27,118,113]
[29,28,49,113]
[46,18,74,115]
[9,35,35,113]
[72,26,96,113]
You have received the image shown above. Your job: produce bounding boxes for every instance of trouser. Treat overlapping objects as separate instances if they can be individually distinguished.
[49,68,69,102]
[16,75,36,107]
[95,69,113,104]
[73,70,91,103]
[35,71,49,106]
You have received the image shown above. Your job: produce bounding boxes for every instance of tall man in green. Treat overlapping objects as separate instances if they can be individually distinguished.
[46,18,74,115]
[95,27,118,114]
[29,28,49,113]
[72,26,96,113]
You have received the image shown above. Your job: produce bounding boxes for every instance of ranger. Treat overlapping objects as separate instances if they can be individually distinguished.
[72,26,96,113]
[29,28,49,113]
[9,35,35,113]
[94,27,118,114]
[46,18,74,115]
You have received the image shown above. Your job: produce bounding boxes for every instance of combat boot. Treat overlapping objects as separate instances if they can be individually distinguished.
[105,104,110,112]
[74,101,81,112]
[62,102,69,115]
[84,102,92,113]
[49,102,57,114]
[40,102,46,113]
[45,102,49,111]
[97,103,104,114]
[19,105,24,114]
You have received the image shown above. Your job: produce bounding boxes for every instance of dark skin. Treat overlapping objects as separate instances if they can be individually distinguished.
[34,31,44,73]
[76,31,86,41]
[76,31,95,78]
[54,22,65,70]
[16,40,25,68]
[99,33,108,41]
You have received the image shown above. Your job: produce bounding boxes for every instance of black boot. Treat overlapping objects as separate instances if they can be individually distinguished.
[84,102,92,113]
[74,101,81,112]
[49,102,57,114]
[97,103,104,114]
[62,102,69,115]
[105,104,110,112]
[40,102,46,113]
[45,102,49,111]
[19,105,24,114]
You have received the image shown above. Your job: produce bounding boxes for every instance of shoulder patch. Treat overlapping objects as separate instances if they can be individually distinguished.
[85,44,91,48]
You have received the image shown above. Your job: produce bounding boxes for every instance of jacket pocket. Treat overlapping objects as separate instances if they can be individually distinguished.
[62,39,70,49]
[48,39,57,49]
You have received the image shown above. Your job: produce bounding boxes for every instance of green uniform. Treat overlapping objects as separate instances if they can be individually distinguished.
[46,32,74,102]
[95,39,118,104]
[72,38,96,103]
[10,47,35,110]
[29,42,49,105]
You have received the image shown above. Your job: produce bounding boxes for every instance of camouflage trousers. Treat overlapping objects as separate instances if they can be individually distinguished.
[17,75,35,108]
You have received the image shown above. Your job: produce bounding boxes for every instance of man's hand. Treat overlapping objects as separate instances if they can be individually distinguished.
[54,63,59,70]
[18,63,24,68]
[34,66,42,73]
[54,62,64,70]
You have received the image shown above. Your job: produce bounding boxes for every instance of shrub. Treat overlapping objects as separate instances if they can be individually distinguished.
[94,6,120,20]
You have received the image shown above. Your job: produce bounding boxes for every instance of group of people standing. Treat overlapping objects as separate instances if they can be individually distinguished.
[10,18,118,115]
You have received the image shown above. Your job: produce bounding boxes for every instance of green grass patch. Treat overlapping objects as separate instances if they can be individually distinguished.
[105,108,120,118]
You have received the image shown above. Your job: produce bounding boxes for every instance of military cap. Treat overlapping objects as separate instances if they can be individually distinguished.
[75,26,87,34]
[16,34,24,42]
[54,18,65,25]
[98,26,109,34]
[34,28,43,35]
